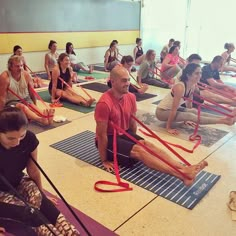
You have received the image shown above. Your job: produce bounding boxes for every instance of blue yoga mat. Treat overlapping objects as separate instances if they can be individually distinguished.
[50,131,220,210]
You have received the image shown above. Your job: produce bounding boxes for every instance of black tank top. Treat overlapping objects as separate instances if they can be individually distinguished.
[135,46,143,59]
[108,49,117,63]
[171,81,192,98]
[48,66,71,92]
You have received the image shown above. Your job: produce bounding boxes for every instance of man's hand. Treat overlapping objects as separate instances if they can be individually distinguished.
[103,161,114,172]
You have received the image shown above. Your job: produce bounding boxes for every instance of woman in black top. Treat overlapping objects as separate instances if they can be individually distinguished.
[0,107,79,235]
[133,38,145,65]
[49,53,95,107]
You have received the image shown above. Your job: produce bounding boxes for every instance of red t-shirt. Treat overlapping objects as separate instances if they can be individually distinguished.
[94,90,137,135]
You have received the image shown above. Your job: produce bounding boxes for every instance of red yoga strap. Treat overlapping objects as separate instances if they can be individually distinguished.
[94,128,133,192]
[7,87,51,119]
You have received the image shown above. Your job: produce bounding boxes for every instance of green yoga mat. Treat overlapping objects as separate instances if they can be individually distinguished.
[77,71,108,79]
[37,90,95,113]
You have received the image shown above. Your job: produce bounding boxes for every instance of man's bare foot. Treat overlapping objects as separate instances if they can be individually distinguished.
[181,160,208,186]
[40,109,50,125]
[138,84,149,94]
[89,65,94,74]
[48,108,55,125]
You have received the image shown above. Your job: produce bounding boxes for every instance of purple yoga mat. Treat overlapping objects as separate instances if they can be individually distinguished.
[4,191,117,236]
[45,191,117,236]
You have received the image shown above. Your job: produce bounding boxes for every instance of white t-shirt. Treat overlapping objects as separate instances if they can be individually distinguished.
[69,54,78,64]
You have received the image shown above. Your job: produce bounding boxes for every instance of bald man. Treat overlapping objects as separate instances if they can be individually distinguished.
[94,65,207,186]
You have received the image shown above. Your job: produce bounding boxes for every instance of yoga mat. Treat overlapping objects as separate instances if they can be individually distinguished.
[93,64,106,72]
[137,109,229,147]
[80,82,157,101]
[77,71,108,79]
[37,90,95,114]
[45,191,116,236]
[135,92,157,102]
[80,82,109,93]
[152,100,232,116]
[28,120,71,135]
[50,130,221,210]
[2,190,116,236]
[224,81,236,88]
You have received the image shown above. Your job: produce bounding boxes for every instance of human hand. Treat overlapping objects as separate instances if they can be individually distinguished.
[184,121,196,127]
[167,128,179,135]
[103,161,114,172]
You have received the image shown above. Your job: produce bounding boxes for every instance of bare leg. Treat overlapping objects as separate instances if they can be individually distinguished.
[135,54,146,65]
[222,65,236,73]
[138,83,149,94]
[200,90,236,106]
[16,103,55,125]
[130,140,208,186]
[161,65,181,81]
[56,89,95,107]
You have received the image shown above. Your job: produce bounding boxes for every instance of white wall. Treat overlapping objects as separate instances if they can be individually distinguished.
[140,0,236,61]
[0,44,135,73]
[185,0,236,61]
[140,0,188,57]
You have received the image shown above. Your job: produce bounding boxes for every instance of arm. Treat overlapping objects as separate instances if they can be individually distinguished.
[162,56,175,70]
[96,121,108,163]
[185,92,193,109]
[104,50,109,71]
[51,67,60,102]
[44,54,51,80]
[25,72,36,104]
[68,67,73,87]
[133,47,138,59]
[129,113,137,133]
[137,62,148,85]
[0,72,9,110]
[166,84,184,132]
[26,147,43,191]
[207,78,235,92]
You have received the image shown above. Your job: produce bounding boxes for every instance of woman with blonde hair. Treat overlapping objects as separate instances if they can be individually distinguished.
[137,49,169,88]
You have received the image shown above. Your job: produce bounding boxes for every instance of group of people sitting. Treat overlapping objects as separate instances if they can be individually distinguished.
[1,37,236,235]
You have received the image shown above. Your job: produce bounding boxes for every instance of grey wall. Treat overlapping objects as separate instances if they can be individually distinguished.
[0,0,140,32]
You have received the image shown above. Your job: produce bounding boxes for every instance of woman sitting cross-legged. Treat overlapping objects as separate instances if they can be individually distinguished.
[0,107,80,235]
[49,53,95,107]
[156,63,236,135]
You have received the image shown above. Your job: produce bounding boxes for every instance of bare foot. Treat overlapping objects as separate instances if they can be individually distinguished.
[40,109,50,125]
[89,65,94,74]
[220,116,235,126]
[48,108,55,125]
[181,160,208,186]
[138,84,149,94]
[86,98,96,107]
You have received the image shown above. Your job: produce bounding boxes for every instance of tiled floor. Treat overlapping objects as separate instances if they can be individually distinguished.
[36,72,236,235]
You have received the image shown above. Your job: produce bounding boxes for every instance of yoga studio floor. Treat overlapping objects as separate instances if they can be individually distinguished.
[35,71,236,236]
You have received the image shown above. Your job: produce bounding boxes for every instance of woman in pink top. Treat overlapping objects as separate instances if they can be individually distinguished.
[161,46,182,84]
[221,43,236,73]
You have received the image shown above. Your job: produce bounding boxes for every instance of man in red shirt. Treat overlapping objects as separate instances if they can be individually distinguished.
[94,66,208,186]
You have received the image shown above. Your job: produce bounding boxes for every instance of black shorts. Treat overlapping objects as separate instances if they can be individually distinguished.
[96,130,144,167]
